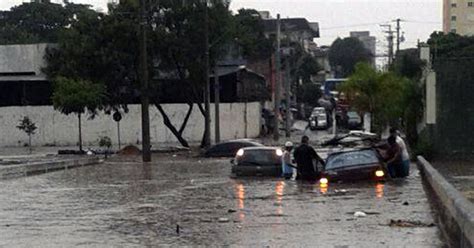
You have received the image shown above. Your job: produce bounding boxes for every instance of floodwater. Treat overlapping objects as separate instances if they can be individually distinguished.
[0,154,443,247]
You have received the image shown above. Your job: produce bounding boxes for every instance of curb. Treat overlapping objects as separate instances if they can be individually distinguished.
[417,156,474,248]
[0,156,103,179]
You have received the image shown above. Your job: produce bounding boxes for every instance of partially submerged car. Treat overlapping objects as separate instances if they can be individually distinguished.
[321,131,379,148]
[204,139,264,157]
[319,148,386,183]
[231,147,283,177]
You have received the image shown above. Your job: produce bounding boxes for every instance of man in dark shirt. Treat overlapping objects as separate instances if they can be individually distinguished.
[294,136,325,181]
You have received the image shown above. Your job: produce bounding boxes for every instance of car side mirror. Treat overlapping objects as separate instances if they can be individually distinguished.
[230,158,235,164]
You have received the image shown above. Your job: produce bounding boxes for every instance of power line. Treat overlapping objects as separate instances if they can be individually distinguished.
[320,22,388,30]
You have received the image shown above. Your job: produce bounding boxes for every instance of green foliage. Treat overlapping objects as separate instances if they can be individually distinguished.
[51,77,105,116]
[17,116,37,136]
[233,8,273,60]
[392,49,425,80]
[413,128,435,160]
[99,136,112,148]
[296,55,322,84]
[427,31,474,58]
[0,2,96,44]
[297,83,322,107]
[339,63,410,133]
[328,37,372,78]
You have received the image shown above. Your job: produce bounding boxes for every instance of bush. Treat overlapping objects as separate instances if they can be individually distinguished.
[413,128,435,160]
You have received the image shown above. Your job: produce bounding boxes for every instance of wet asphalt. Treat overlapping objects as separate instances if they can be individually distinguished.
[0,152,444,247]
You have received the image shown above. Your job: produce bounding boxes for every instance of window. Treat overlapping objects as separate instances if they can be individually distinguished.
[452,15,457,21]
[451,3,457,7]
[469,1,474,7]
[451,28,457,33]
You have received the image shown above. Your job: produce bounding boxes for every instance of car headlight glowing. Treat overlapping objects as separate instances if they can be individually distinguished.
[375,170,385,177]
[276,149,283,156]
[236,149,244,157]
[319,177,329,184]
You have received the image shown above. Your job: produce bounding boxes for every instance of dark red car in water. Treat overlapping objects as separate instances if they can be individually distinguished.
[319,148,386,184]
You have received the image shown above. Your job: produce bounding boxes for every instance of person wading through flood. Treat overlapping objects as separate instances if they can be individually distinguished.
[390,127,410,177]
[294,136,325,181]
[281,141,296,179]
[384,135,403,178]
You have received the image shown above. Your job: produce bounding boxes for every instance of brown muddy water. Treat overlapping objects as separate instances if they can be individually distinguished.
[0,154,443,247]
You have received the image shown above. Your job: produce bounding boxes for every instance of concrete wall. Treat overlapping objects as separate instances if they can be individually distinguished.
[0,102,261,147]
[0,43,51,79]
[418,156,474,248]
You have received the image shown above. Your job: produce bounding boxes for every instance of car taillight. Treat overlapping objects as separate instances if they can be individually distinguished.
[375,170,384,177]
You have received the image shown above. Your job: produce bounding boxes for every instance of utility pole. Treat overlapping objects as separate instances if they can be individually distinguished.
[273,14,281,141]
[381,24,394,67]
[214,63,220,143]
[139,0,151,162]
[396,18,401,56]
[284,41,291,138]
[203,0,211,148]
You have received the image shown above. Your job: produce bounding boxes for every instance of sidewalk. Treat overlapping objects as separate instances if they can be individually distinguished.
[431,159,474,203]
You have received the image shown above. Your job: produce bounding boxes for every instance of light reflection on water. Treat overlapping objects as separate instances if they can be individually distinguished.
[275,180,285,215]
[375,182,385,198]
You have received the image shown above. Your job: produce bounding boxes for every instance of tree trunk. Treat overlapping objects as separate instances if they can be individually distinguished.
[28,134,32,154]
[154,103,190,147]
[179,103,193,135]
[78,113,83,152]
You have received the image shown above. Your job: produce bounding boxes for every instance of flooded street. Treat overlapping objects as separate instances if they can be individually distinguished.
[0,154,443,247]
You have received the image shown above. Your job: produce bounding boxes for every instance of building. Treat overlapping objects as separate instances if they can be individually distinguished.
[262,18,320,51]
[350,31,376,65]
[443,0,474,35]
[0,43,53,106]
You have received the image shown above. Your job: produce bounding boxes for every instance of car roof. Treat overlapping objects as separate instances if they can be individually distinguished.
[241,146,280,151]
[326,147,377,158]
[217,139,263,145]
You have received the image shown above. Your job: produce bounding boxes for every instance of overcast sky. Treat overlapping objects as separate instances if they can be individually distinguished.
[1,0,442,52]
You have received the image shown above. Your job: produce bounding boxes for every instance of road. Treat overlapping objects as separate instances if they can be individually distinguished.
[0,149,444,247]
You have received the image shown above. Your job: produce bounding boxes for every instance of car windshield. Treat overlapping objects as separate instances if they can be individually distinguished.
[347,112,359,118]
[238,149,280,166]
[325,149,379,170]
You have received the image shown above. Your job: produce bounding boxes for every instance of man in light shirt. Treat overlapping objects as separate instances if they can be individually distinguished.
[390,128,410,177]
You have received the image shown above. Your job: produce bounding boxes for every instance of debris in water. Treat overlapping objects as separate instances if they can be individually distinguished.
[228,209,237,213]
[389,219,436,227]
[218,218,230,223]
[176,224,180,235]
[354,211,367,217]
[403,201,409,206]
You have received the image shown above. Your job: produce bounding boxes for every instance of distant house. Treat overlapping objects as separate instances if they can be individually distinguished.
[248,15,321,103]
[158,65,269,103]
[0,43,54,106]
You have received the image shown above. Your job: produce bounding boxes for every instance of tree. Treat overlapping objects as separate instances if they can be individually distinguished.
[427,31,474,58]
[51,77,105,151]
[392,49,426,145]
[44,1,272,148]
[328,37,372,78]
[0,2,96,44]
[338,63,408,133]
[16,116,37,153]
